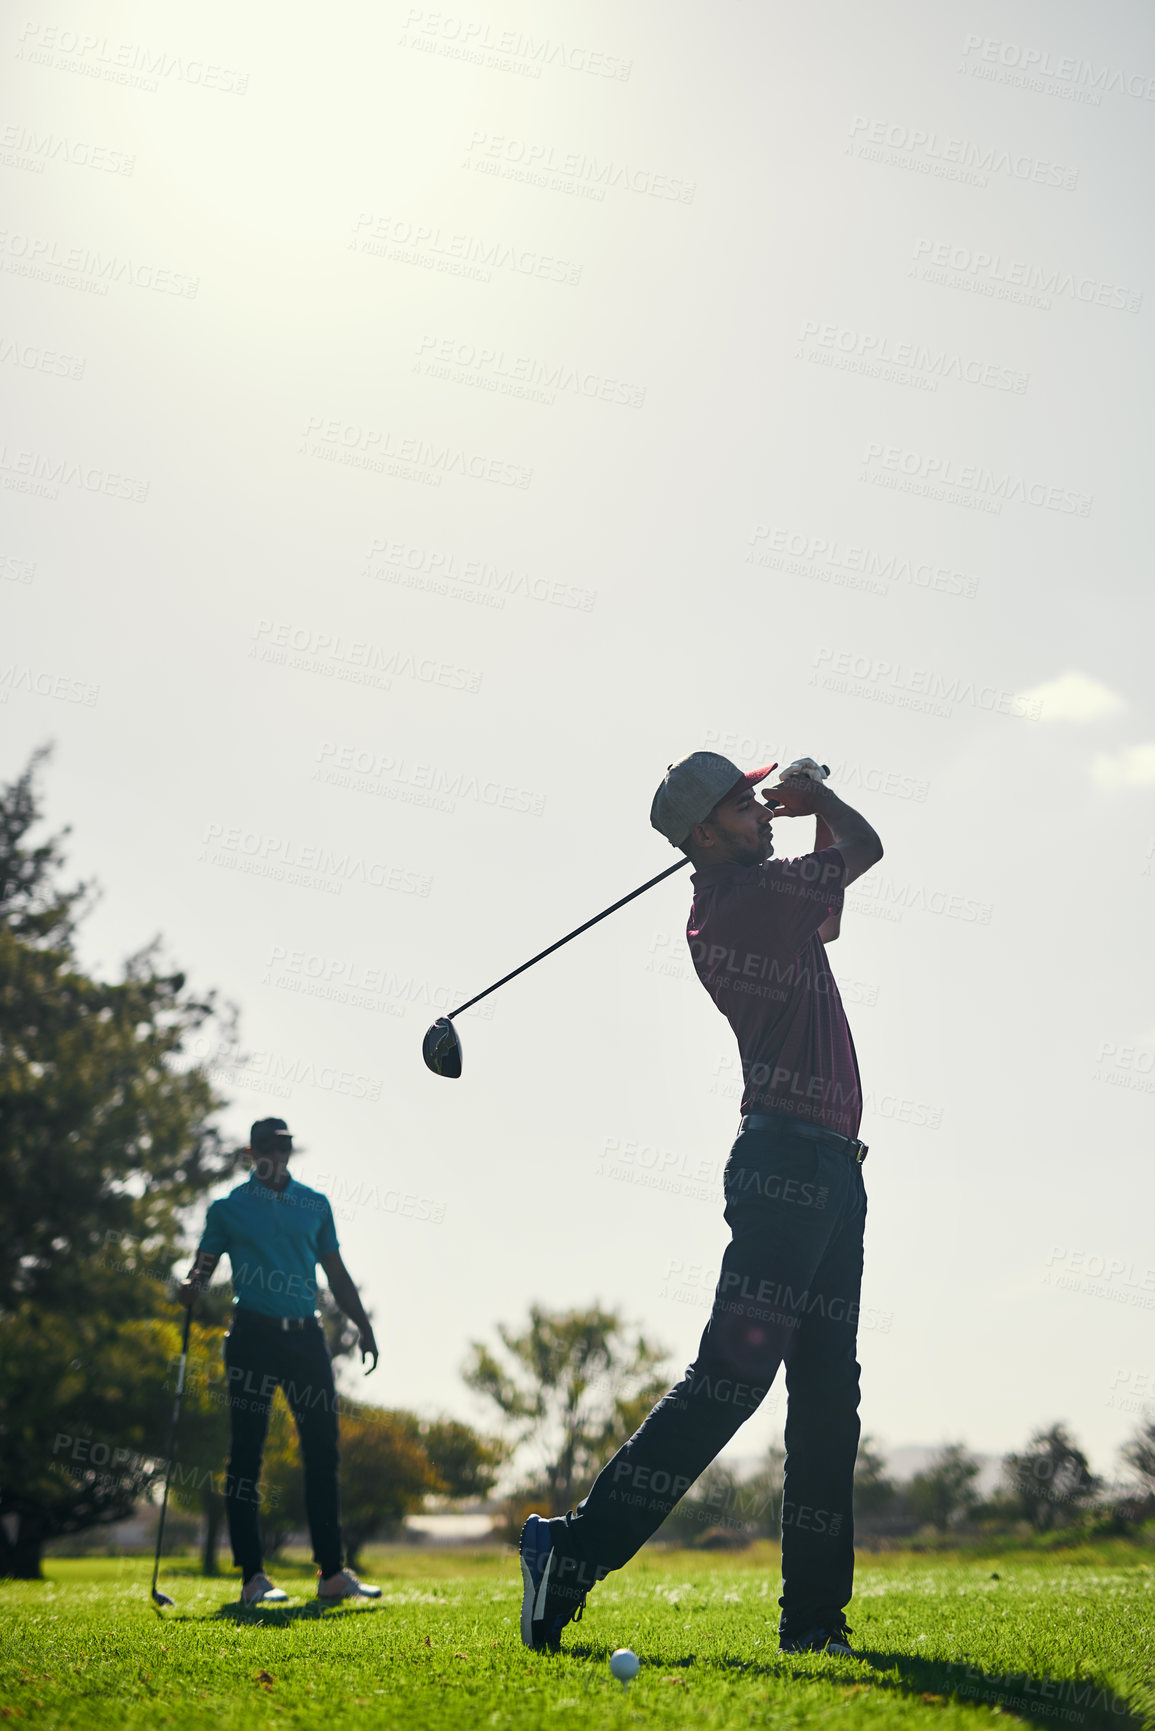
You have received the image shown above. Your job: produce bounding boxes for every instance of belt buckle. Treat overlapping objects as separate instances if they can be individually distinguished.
[850,1139,868,1163]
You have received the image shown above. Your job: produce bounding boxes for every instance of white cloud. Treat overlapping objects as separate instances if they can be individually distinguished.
[1091,742,1155,788]
[1018,670,1124,722]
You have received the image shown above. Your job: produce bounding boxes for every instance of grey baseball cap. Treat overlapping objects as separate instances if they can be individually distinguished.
[650,752,778,847]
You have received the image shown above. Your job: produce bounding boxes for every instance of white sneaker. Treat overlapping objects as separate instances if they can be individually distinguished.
[317,1567,382,1600]
[242,1572,289,1605]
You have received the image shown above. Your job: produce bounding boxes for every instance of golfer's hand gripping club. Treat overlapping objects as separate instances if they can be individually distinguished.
[762,759,830,814]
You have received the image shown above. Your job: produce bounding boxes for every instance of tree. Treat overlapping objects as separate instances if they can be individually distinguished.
[657,1462,745,1547]
[0,752,235,1575]
[658,1445,785,1547]
[0,1305,175,1577]
[1121,1418,1155,1493]
[909,1443,981,1533]
[1003,1423,1101,1531]
[259,1401,503,1570]
[742,1445,786,1539]
[853,1434,896,1521]
[159,1320,232,1575]
[255,1399,303,1558]
[338,1407,439,1568]
[1119,1418,1155,1516]
[421,1417,506,1503]
[462,1304,669,1514]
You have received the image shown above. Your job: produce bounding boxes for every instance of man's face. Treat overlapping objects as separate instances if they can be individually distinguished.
[251,1138,292,1185]
[693,785,775,867]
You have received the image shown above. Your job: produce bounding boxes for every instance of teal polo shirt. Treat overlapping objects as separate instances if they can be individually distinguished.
[198,1173,340,1319]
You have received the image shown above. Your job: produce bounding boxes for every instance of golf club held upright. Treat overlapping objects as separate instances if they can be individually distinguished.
[151,1302,193,1609]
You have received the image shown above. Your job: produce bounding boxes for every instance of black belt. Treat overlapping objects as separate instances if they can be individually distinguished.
[739,1112,868,1164]
[232,1308,320,1332]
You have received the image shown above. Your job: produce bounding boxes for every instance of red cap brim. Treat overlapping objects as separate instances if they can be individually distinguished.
[725,763,777,799]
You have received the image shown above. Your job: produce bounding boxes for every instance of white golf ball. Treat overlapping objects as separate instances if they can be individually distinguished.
[609,1648,640,1682]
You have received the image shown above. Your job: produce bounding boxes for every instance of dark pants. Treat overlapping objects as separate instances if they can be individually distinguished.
[556,1120,867,1631]
[223,1312,344,1581]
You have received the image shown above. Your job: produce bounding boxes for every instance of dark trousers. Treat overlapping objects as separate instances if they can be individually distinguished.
[223,1312,344,1581]
[556,1121,867,1631]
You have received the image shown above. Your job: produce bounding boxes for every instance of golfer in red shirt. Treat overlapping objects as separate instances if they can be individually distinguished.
[520,752,883,1657]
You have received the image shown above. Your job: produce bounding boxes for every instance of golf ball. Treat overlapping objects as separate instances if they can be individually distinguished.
[609,1648,640,1682]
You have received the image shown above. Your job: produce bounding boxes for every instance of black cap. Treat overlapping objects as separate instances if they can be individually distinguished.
[250,1117,293,1152]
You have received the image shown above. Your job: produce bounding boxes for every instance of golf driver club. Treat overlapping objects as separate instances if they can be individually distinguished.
[151,1302,192,1610]
[422,856,694,1077]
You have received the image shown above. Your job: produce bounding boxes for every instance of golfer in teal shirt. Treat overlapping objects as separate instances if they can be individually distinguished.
[179,1117,381,1605]
[199,1161,340,1319]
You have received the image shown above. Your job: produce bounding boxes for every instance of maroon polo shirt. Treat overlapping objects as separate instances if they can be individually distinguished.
[687,846,862,1138]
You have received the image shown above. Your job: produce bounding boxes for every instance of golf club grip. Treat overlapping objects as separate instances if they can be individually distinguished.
[448,856,692,1019]
[175,1305,192,1397]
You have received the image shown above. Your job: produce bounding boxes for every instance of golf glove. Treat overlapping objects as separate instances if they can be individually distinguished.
[777,758,830,784]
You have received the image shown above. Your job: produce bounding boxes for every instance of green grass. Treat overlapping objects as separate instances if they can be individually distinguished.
[2,1543,1153,1731]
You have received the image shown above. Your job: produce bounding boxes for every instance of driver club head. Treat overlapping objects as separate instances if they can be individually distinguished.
[422,1016,462,1078]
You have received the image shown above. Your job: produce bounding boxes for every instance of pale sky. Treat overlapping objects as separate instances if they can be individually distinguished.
[4,0,1154,1481]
